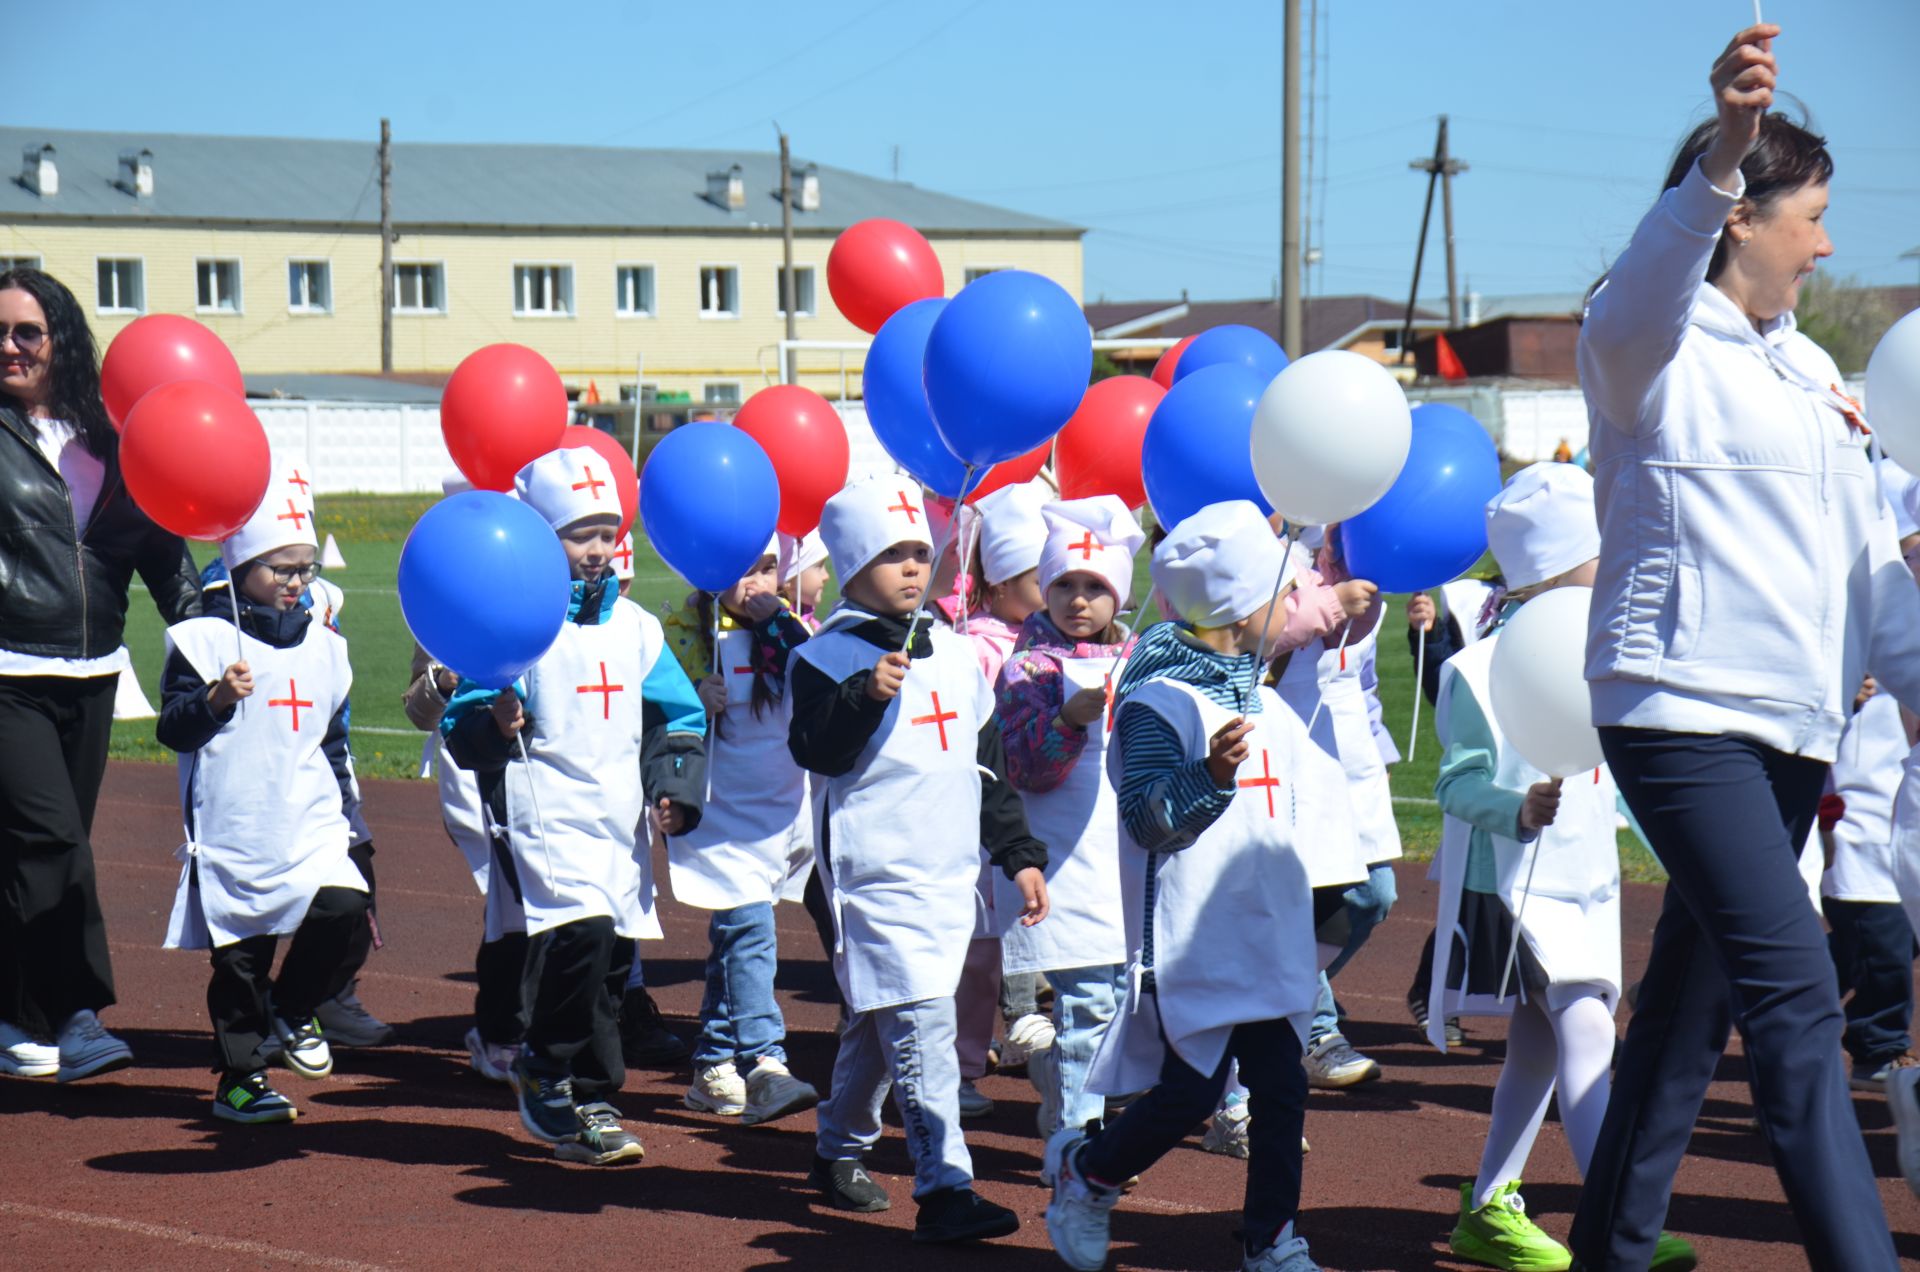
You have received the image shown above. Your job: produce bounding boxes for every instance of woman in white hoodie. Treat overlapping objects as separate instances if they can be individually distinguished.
[1570,25,1920,1272]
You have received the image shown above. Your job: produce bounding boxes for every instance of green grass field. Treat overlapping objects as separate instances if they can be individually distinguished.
[113,493,1665,882]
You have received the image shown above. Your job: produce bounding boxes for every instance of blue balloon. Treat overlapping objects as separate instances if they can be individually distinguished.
[1572,446,1592,472]
[399,491,571,690]
[1172,324,1289,387]
[1141,364,1273,530]
[924,270,1093,469]
[640,421,781,592]
[863,297,971,497]
[1339,403,1503,594]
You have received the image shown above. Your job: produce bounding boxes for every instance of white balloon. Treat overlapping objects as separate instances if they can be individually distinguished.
[1250,349,1412,526]
[1868,308,1920,473]
[1488,585,1604,779]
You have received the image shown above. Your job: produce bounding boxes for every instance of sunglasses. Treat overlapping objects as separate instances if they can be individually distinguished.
[0,323,48,352]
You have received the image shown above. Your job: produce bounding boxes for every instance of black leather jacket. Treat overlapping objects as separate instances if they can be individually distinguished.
[0,405,203,660]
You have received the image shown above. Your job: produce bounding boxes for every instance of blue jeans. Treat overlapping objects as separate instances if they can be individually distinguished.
[692,902,787,1068]
[1042,963,1128,1133]
[1311,862,1397,1042]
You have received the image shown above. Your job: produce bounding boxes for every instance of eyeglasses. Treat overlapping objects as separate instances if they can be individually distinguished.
[262,563,320,584]
[0,323,47,352]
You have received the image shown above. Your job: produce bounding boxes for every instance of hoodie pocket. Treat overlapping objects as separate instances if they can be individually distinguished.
[1663,561,1704,663]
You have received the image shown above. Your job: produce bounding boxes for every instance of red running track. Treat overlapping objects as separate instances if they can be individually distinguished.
[2,761,1917,1270]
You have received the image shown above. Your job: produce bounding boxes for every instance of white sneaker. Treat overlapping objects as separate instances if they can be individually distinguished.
[1201,1097,1250,1158]
[55,1010,133,1083]
[741,1055,819,1125]
[0,1020,58,1078]
[1042,1126,1120,1272]
[685,1061,747,1116]
[997,1012,1056,1069]
[272,1016,332,1080]
[1031,1041,1062,1138]
[1891,1064,1920,1199]
[1243,1231,1319,1271]
[464,1027,516,1084]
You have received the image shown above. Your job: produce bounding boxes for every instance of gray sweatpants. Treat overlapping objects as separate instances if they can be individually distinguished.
[815,994,974,1197]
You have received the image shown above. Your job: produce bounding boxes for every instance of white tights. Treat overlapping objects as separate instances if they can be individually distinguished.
[1472,986,1616,1209]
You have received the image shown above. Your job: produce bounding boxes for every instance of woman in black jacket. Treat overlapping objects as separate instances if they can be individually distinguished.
[0,267,202,1081]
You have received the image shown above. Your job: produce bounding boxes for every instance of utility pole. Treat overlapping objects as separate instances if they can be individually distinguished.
[1279,0,1303,360]
[778,128,796,386]
[379,118,394,373]
[1401,115,1469,361]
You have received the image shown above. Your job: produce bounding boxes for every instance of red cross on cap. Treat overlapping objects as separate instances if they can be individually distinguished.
[1069,531,1101,561]
[572,465,608,501]
[886,491,920,525]
[275,499,308,531]
[286,469,311,496]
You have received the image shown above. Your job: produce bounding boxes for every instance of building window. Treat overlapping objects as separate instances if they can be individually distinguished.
[288,260,331,313]
[96,258,145,314]
[615,265,655,317]
[394,262,445,313]
[513,264,573,317]
[699,266,739,318]
[775,265,816,318]
[964,267,1004,285]
[0,255,42,272]
[703,381,742,406]
[196,259,242,313]
[617,382,659,403]
[1382,328,1403,353]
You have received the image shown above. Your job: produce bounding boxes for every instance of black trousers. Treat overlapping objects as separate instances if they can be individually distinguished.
[0,673,118,1036]
[207,883,369,1074]
[337,840,378,986]
[519,915,625,1098]
[1570,727,1897,1271]
[1824,896,1917,1065]
[475,931,531,1045]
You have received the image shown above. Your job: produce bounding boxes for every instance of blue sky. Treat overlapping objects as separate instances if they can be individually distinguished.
[34,0,1920,307]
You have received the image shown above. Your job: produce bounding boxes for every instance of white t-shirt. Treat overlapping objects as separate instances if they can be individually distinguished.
[0,418,120,678]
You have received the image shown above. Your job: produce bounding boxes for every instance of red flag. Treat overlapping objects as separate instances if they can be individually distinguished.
[584,379,603,405]
[1434,332,1468,383]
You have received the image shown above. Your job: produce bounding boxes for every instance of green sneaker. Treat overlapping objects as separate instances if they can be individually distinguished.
[1650,1231,1698,1271]
[1448,1180,1572,1272]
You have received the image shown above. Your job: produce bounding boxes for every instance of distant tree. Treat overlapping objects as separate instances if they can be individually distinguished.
[1090,350,1124,383]
[1796,272,1895,375]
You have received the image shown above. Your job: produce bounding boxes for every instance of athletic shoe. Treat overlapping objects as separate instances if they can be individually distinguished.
[1201,1097,1251,1158]
[212,1070,298,1124]
[313,981,395,1048]
[1031,1041,1062,1138]
[1243,1231,1320,1271]
[1893,1064,1920,1198]
[618,986,689,1067]
[808,1154,890,1212]
[509,1052,585,1143]
[0,1020,58,1078]
[996,1012,1056,1071]
[957,1078,995,1119]
[1043,1127,1120,1271]
[464,1027,517,1084]
[1407,992,1466,1046]
[1850,1050,1920,1092]
[1649,1232,1698,1271]
[685,1061,748,1116]
[741,1055,818,1125]
[555,1101,645,1165]
[1304,1032,1380,1088]
[1448,1180,1572,1272]
[913,1186,1019,1244]
[272,1016,333,1080]
[55,1010,134,1083]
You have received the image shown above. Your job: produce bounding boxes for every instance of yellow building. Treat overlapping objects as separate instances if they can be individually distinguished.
[0,129,1084,406]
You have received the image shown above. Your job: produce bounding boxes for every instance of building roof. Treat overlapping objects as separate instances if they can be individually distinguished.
[1086,295,1444,355]
[243,373,447,404]
[1,127,1080,237]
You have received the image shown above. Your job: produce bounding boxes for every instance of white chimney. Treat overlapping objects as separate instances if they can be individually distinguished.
[706,164,744,211]
[116,148,154,199]
[1464,290,1482,326]
[20,144,56,197]
[795,162,820,212]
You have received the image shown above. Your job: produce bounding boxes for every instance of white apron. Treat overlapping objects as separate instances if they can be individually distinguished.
[1819,691,1905,904]
[1279,616,1402,865]
[163,616,366,950]
[1088,680,1319,1095]
[1890,744,1920,937]
[498,598,661,940]
[1426,634,1622,1049]
[1271,637,1371,889]
[669,626,811,910]
[1439,579,1496,645]
[995,653,1128,974]
[797,622,992,1013]
[418,731,490,894]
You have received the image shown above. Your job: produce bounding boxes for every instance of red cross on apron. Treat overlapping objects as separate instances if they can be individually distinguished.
[1237,750,1281,818]
[575,661,625,719]
[268,680,315,731]
[911,691,959,751]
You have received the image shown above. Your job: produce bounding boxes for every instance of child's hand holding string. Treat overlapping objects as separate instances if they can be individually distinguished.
[1059,685,1108,730]
[208,661,253,712]
[1205,717,1255,788]
[491,693,526,739]
[1519,779,1563,833]
[653,798,686,837]
[1012,866,1049,926]
[698,675,728,719]
[1407,592,1437,633]
[1334,579,1379,618]
[866,651,910,702]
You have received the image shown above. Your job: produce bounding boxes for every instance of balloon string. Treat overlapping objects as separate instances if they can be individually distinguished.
[514,729,558,894]
[710,593,722,676]
[1303,609,1353,735]
[1243,527,1299,713]
[956,504,982,638]
[227,577,245,719]
[902,465,980,653]
[1409,629,1427,765]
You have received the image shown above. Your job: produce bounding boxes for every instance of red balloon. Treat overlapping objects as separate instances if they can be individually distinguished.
[964,439,1053,506]
[101,315,244,429]
[733,385,850,536]
[559,425,638,538]
[1055,375,1164,509]
[441,344,569,491]
[1150,334,1198,390]
[120,382,271,541]
[827,219,945,335]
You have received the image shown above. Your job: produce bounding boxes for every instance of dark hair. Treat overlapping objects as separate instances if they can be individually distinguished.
[694,591,782,735]
[1662,110,1833,283]
[0,268,114,458]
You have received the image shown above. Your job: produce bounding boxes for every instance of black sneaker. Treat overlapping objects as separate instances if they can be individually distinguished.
[555,1101,645,1165]
[913,1187,1019,1244]
[618,987,690,1067]
[213,1070,298,1124]
[314,981,395,1048]
[509,1052,585,1144]
[809,1154,891,1212]
[1407,992,1466,1047]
